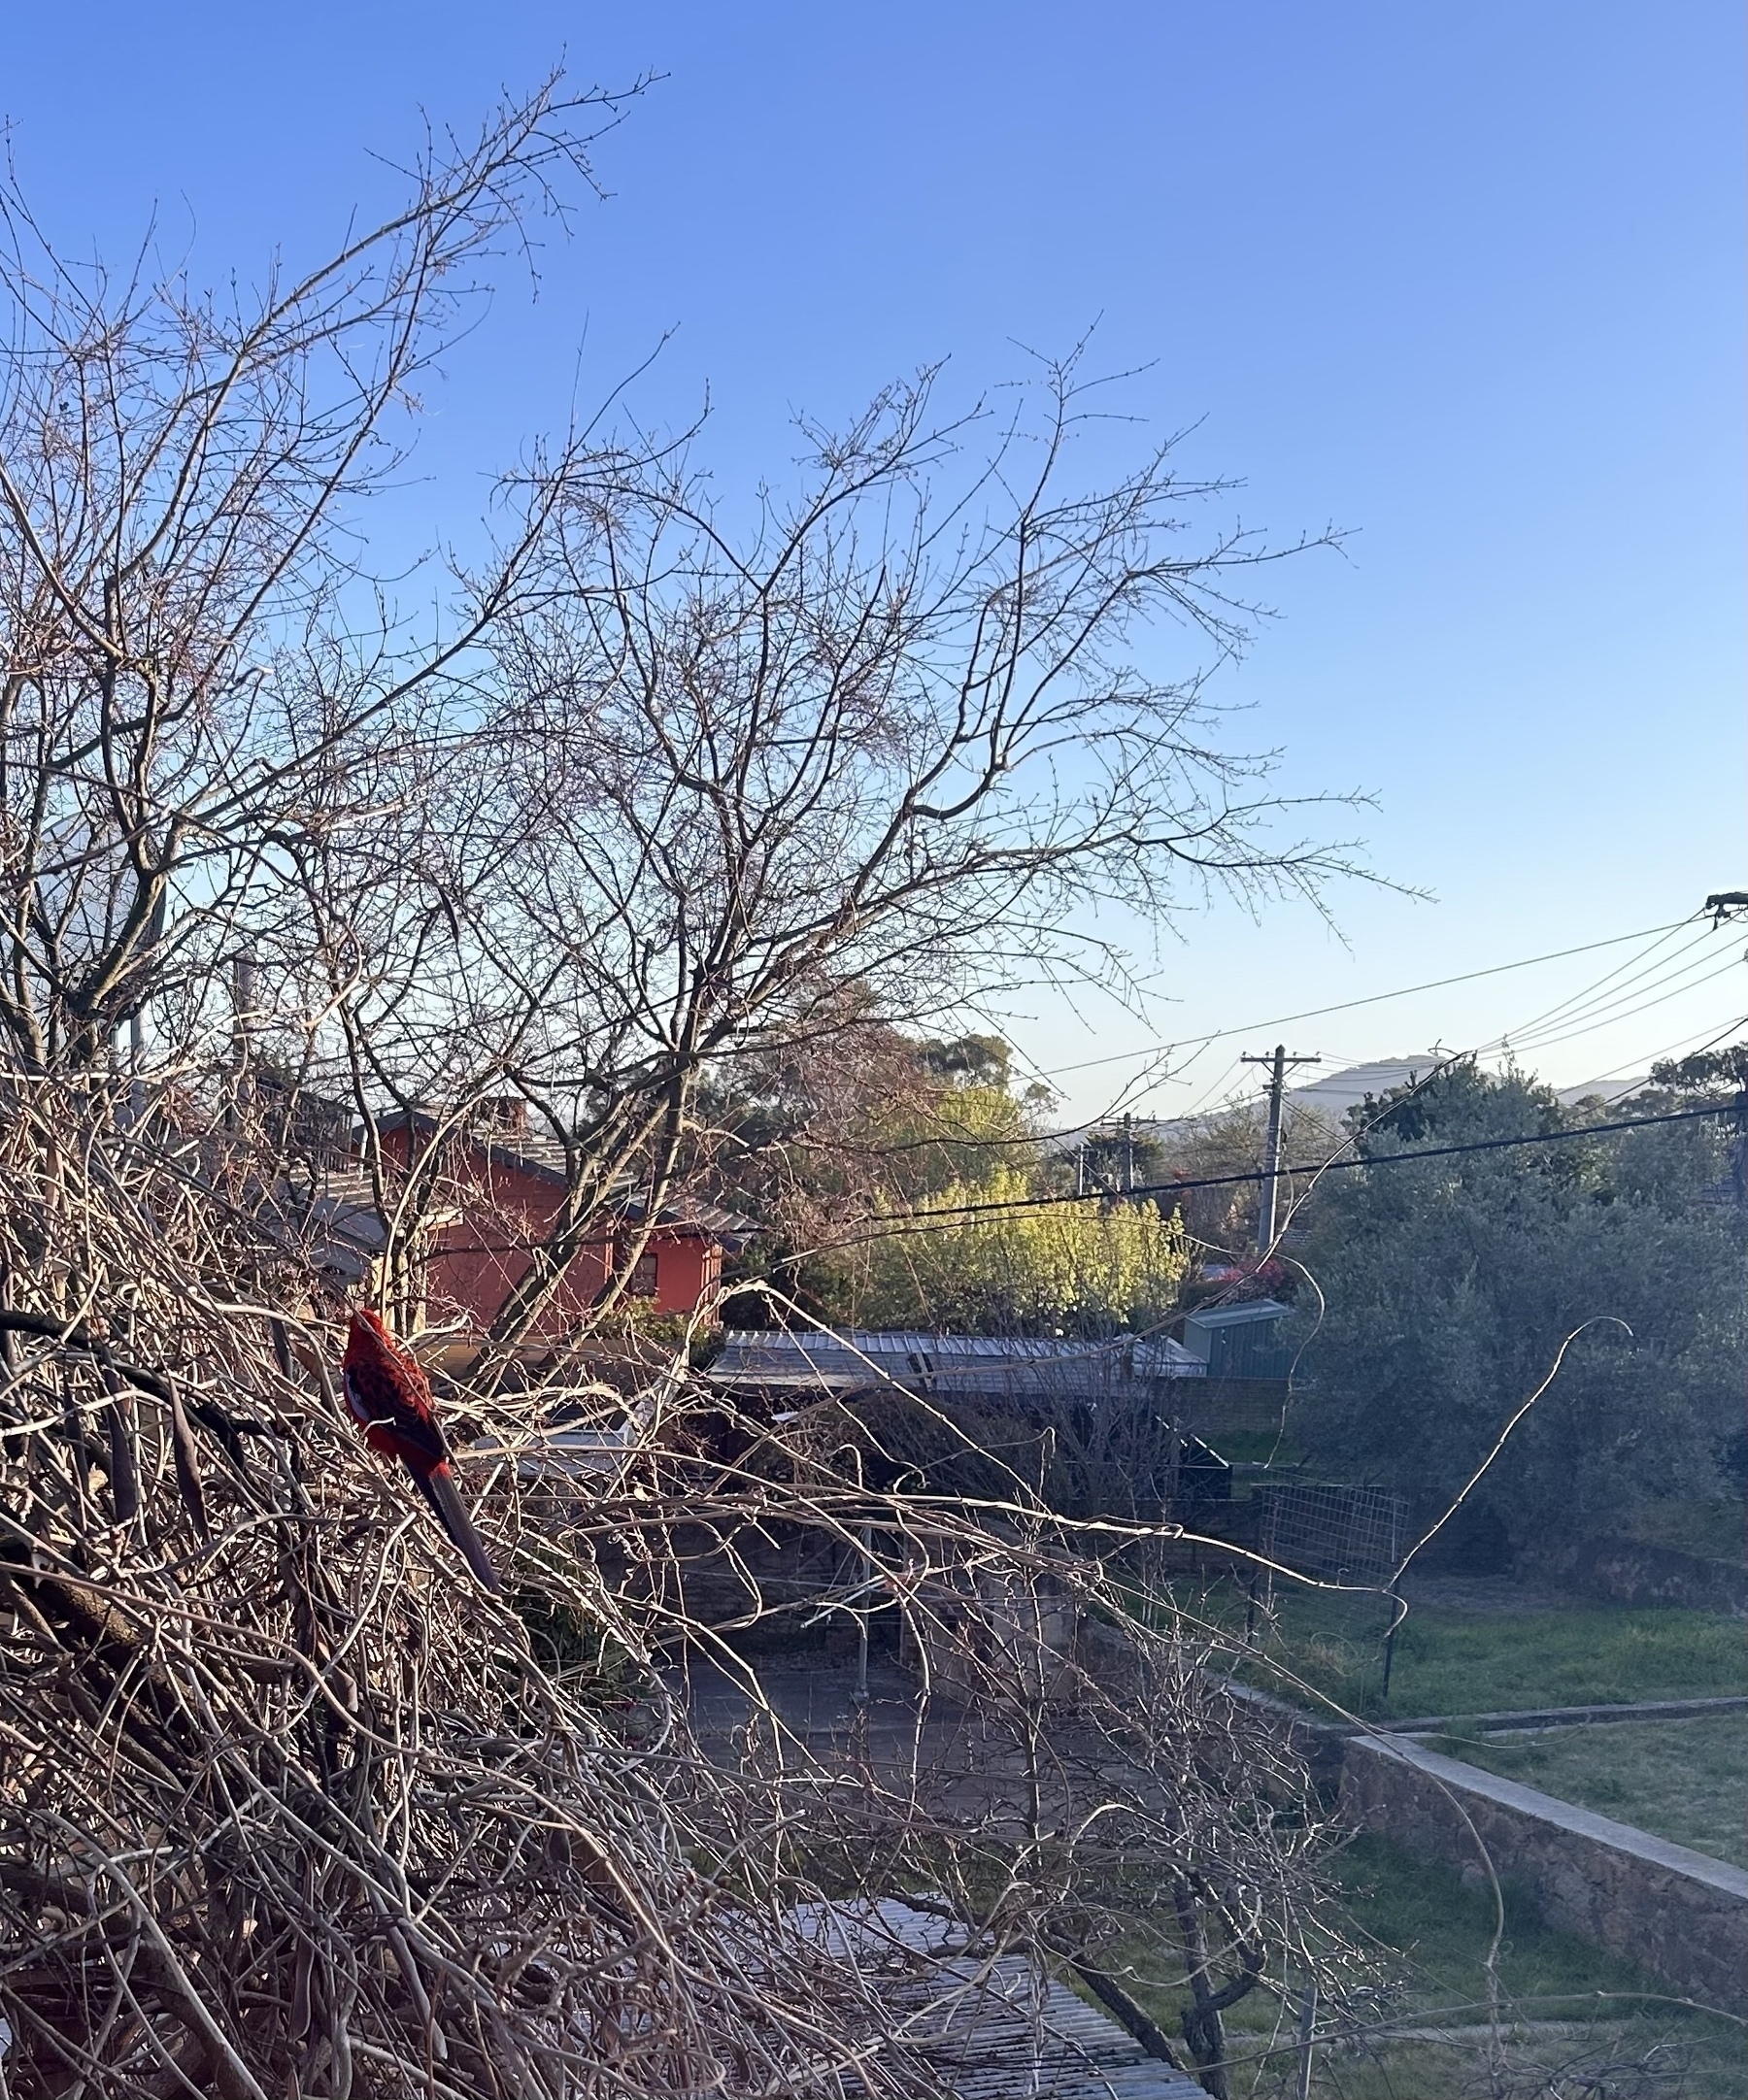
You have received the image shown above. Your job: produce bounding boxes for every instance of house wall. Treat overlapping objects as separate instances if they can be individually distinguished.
[651,1234,721,1316]
[376,1127,720,1331]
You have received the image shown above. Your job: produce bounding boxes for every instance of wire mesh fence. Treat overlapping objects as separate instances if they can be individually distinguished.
[1254,1482,1407,1584]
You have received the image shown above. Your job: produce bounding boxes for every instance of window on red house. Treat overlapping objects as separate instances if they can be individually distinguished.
[628,1250,658,1297]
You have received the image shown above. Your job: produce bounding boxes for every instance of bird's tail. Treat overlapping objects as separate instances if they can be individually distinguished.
[410,1463,503,1595]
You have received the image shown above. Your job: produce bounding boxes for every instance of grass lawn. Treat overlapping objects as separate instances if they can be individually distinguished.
[1091,1835,1746,2098]
[1426,1712,1748,1868]
[1308,1835,1745,2098]
[1206,1581,1748,1722]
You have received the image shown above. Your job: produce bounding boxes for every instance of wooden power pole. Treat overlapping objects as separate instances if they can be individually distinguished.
[1241,1044,1321,1254]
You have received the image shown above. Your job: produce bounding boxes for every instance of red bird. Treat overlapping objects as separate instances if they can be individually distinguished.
[341,1310,501,1594]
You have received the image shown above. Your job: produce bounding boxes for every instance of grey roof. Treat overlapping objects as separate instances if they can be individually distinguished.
[709,1327,1204,1399]
[252,1169,404,1287]
[1182,1296,1291,1331]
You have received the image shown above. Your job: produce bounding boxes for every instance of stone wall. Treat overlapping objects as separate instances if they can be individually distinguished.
[1340,1733,1748,2015]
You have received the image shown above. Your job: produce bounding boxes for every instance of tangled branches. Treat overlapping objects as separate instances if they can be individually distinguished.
[0,1075,1357,2097]
[0,1081,913,2096]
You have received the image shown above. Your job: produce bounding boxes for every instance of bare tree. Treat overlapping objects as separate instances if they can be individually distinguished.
[294,359,1363,1351]
[1,57,1367,1349]
[0,73,635,1073]
[2,82,1719,2100]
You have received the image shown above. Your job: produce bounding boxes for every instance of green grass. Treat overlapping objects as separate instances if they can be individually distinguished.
[1089,1835,1746,2098]
[1427,1713,1748,1868]
[1205,1430,1308,1466]
[1329,1830,1648,1998]
[1299,1835,1746,2098]
[1219,1584,1748,1721]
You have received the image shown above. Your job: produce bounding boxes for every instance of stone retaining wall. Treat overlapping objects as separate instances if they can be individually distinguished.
[1340,1733,1748,2015]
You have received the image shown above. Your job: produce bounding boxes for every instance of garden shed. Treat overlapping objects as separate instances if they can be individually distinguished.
[1179,1297,1294,1380]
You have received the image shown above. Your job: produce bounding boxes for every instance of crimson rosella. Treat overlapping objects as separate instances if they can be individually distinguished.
[341,1310,502,1594]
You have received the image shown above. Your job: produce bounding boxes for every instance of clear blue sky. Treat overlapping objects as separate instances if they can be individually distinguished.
[6,2,1742,1120]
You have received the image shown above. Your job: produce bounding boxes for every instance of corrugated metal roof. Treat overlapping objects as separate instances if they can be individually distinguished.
[729,1330,1191,1361]
[709,1327,1204,1395]
[790,1900,1206,2097]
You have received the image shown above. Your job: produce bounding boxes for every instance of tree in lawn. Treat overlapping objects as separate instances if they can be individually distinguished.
[1294,1056,1747,1563]
[842,1155,1190,1337]
[696,1014,1043,1315]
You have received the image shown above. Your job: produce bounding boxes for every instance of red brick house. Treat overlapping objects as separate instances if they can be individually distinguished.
[370,1106,744,1338]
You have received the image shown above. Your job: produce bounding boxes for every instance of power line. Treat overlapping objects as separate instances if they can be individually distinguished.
[693,916,1725,1164]
[1155,920,1727,1112]
[1477,917,1711,1049]
[1586,1015,1748,1108]
[1102,918,1738,1128]
[1012,917,1698,1086]
[823,1101,1739,1247]
[811,935,1741,1161]
[1489,937,1737,1054]
[1163,927,1739,1134]
[1493,956,1748,1062]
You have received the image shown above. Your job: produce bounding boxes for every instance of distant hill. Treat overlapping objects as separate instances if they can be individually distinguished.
[1095,1057,1651,1156]
[1287,1059,1650,1134]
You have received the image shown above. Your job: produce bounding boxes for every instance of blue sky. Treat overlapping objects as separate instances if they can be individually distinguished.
[5,2,1742,1121]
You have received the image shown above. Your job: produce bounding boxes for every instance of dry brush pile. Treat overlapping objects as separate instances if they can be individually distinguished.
[0,1080,911,2098]
[0,1080,1351,2098]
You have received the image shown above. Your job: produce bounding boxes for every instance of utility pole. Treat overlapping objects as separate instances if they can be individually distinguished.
[1240,1045,1322,1255]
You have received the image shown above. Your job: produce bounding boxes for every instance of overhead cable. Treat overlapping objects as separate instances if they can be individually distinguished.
[834,1101,1740,1243]
[1016,917,1697,1085]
